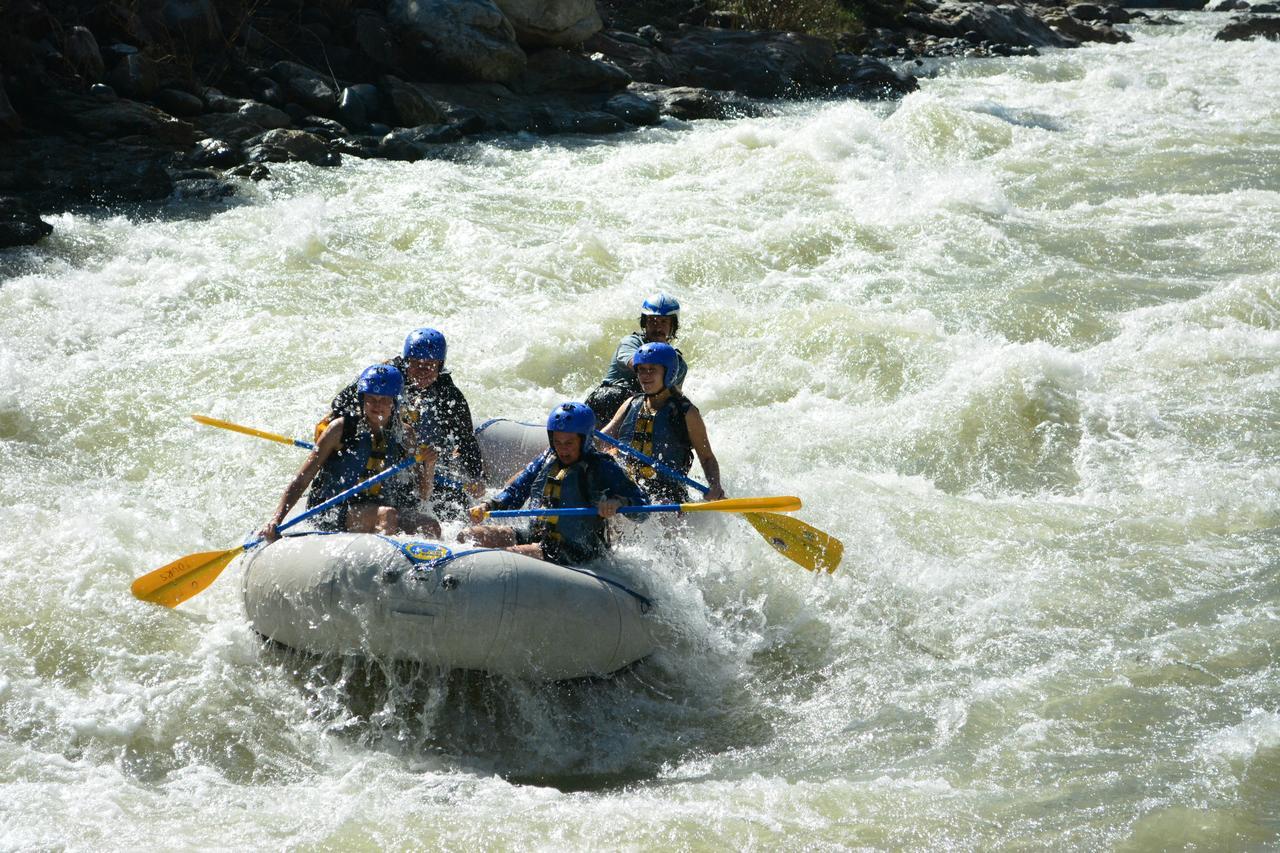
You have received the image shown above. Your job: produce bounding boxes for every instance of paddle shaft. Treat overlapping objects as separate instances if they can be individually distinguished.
[593,430,711,495]
[487,495,798,519]
[193,414,464,491]
[255,453,420,545]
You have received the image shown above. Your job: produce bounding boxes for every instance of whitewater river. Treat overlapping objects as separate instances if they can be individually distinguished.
[2,13,1278,849]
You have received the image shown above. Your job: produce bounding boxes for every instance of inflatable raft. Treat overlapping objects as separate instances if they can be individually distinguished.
[242,533,655,680]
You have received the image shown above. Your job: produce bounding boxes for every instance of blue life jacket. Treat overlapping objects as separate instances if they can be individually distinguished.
[307,415,413,509]
[492,446,650,564]
[619,392,694,483]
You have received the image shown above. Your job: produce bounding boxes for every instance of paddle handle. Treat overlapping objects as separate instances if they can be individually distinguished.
[194,414,464,491]
[592,430,710,495]
[249,454,421,546]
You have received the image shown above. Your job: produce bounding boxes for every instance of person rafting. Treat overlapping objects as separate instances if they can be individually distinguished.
[601,341,725,505]
[585,292,689,426]
[459,401,650,565]
[322,327,485,521]
[260,365,440,541]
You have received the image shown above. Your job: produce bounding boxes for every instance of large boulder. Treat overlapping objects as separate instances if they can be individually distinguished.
[903,3,1080,47]
[1215,13,1280,38]
[0,81,21,136]
[492,0,603,46]
[514,48,631,93]
[388,0,527,83]
[269,61,337,115]
[0,196,53,248]
[585,28,845,98]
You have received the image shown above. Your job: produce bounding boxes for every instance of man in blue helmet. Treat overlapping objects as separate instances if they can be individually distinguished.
[601,342,726,504]
[322,328,485,521]
[585,292,690,427]
[459,402,651,566]
[260,365,440,541]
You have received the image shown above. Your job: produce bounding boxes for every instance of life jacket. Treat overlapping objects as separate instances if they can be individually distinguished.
[306,414,411,509]
[528,450,616,563]
[620,392,693,482]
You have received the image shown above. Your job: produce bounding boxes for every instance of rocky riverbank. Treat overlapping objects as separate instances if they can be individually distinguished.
[0,0,1275,248]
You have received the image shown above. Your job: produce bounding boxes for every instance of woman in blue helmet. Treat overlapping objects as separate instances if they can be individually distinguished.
[323,327,485,521]
[260,365,440,541]
[459,402,651,566]
[601,341,725,505]
[585,292,690,427]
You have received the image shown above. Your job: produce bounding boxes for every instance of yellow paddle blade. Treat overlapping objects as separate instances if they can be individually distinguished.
[679,495,802,514]
[131,546,245,608]
[191,414,297,447]
[743,512,844,573]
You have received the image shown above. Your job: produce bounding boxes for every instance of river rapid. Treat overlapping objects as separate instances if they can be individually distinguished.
[2,14,1278,850]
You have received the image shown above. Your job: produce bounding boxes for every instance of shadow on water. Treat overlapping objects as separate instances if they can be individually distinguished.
[258,637,773,793]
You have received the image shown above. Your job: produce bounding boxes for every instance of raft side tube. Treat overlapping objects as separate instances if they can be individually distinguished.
[242,533,654,680]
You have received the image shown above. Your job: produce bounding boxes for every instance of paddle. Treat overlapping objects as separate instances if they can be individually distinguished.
[592,430,844,573]
[131,453,423,608]
[486,495,801,519]
[192,414,464,491]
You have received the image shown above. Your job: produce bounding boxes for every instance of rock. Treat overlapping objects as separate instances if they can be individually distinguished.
[108,53,159,100]
[171,168,236,201]
[249,76,286,107]
[381,76,444,127]
[515,48,632,93]
[833,55,919,98]
[629,84,761,121]
[189,137,244,168]
[268,61,337,115]
[387,0,527,83]
[1215,13,1280,38]
[0,195,53,248]
[237,100,292,129]
[378,123,468,160]
[1044,9,1132,41]
[492,0,603,46]
[229,163,271,180]
[202,88,245,113]
[0,81,22,135]
[89,83,117,101]
[353,10,397,70]
[155,88,204,116]
[554,109,626,133]
[51,92,195,143]
[902,3,1079,47]
[192,113,262,144]
[337,85,380,129]
[243,128,338,166]
[160,0,223,47]
[1122,0,1205,8]
[1067,3,1107,20]
[602,90,661,125]
[300,116,349,138]
[64,26,105,82]
[1251,2,1279,10]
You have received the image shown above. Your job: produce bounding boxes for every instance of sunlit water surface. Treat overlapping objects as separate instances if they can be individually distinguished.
[2,14,1278,850]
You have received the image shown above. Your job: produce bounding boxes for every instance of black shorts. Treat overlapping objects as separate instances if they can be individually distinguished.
[585,383,634,427]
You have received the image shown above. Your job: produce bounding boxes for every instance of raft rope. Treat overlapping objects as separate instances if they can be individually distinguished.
[276,530,653,612]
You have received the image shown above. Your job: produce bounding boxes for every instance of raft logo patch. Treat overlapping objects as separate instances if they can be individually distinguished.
[402,542,451,563]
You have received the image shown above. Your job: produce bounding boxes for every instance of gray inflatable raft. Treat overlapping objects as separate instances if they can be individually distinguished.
[242,533,654,680]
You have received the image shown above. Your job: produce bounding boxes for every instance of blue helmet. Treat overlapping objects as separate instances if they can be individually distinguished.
[633,342,679,388]
[546,401,595,450]
[357,364,404,398]
[640,292,680,317]
[403,327,447,362]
